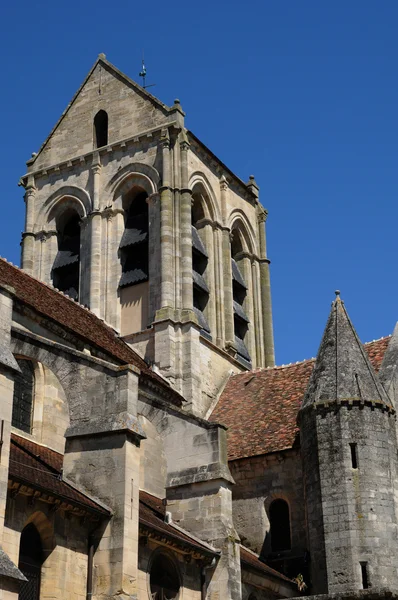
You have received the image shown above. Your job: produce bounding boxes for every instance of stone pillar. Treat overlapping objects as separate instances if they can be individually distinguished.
[0,286,26,597]
[179,131,193,312]
[257,210,275,367]
[159,129,174,310]
[89,162,102,316]
[21,184,36,274]
[252,260,264,367]
[64,367,145,600]
[240,255,256,364]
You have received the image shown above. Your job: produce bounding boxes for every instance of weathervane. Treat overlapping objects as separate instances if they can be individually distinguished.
[139,55,155,90]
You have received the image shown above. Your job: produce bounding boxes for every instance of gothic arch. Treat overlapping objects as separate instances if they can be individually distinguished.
[229,210,257,256]
[105,163,159,210]
[189,172,220,222]
[23,511,55,558]
[36,186,91,232]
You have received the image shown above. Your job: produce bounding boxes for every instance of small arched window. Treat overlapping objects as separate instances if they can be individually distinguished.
[18,524,43,600]
[150,552,180,599]
[12,358,35,433]
[52,209,81,300]
[269,499,291,552]
[94,110,108,148]
[192,196,210,336]
[231,231,250,364]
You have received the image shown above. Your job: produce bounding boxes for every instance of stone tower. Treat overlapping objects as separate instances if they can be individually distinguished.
[19,54,275,416]
[299,293,398,594]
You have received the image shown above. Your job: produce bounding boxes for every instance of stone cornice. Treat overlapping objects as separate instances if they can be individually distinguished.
[20,121,180,186]
[298,397,395,420]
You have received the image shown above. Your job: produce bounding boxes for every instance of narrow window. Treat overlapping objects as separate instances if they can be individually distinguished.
[360,562,369,589]
[231,231,250,364]
[269,499,291,552]
[52,210,81,300]
[350,443,358,469]
[192,197,211,337]
[12,359,35,433]
[94,110,108,148]
[18,524,43,600]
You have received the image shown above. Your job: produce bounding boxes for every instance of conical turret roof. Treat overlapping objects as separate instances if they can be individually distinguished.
[301,293,392,410]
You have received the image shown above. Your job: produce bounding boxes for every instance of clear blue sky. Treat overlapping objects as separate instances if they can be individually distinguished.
[1,1,397,364]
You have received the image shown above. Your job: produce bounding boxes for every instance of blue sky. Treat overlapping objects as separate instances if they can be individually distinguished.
[1,1,397,364]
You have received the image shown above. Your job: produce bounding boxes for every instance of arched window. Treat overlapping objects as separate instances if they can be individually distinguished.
[18,524,43,600]
[150,552,180,599]
[269,499,291,552]
[192,196,210,336]
[12,358,35,433]
[94,110,108,148]
[119,189,149,335]
[52,209,81,300]
[231,231,250,364]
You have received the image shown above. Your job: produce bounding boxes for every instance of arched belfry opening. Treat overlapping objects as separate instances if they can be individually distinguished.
[18,524,44,599]
[192,194,211,336]
[52,208,81,300]
[94,110,108,148]
[269,499,291,552]
[119,187,149,335]
[231,229,251,364]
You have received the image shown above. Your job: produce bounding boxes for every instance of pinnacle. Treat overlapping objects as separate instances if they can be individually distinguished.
[301,293,391,409]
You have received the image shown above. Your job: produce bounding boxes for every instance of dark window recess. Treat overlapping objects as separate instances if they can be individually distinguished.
[350,443,358,469]
[360,562,369,589]
[11,359,34,434]
[231,258,250,363]
[119,192,149,288]
[94,110,108,148]
[192,224,211,335]
[150,553,180,599]
[270,499,291,552]
[18,524,43,600]
[52,212,80,301]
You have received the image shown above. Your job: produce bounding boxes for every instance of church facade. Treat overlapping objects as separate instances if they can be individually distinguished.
[0,54,397,599]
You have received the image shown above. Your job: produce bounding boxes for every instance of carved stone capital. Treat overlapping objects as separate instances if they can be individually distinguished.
[257,209,268,224]
[220,175,228,191]
[146,192,160,205]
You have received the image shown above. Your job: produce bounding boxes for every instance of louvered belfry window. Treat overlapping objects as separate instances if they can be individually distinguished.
[11,358,34,433]
[232,258,250,362]
[52,211,80,301]
[119,191,149,288]
[192,224,211,336]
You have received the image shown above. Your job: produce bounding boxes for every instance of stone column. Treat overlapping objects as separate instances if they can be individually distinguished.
[89,162,102,316]
[0,286,26,596]
[240,254,256,363]
[179,131,193,312]
[147,193,160,323]
[252,260,264,367]
[158,129,174,310]
[21,184,36,274]
[257,210,275,367]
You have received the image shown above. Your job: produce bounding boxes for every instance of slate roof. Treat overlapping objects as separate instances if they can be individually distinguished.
[9,434,110,516]
[0,259,181,401]
[210,336,390,461]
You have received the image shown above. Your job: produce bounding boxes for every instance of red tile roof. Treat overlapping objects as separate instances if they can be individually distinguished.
[240,546,294,584]
[0,259,181,402]
[210,337,390,461]
[9,434,110,516]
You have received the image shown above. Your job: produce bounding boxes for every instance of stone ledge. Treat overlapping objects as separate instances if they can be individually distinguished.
[167,462,234,488]
[65,412,146,440]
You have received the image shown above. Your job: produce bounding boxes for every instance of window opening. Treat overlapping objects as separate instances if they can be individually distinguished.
[269,499,291,552]
[119,191,149,288]
[360,562,369,589]
[11,359,34,434]
[192,200,210,336]
[94,110,108,148]
[150,553,180,599]
[18,524,43,600]
[350,443,358,469]
[52,210,80,300]
[231,232,250,363]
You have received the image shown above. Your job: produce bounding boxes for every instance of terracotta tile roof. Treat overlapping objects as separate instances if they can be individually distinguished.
[9,434,110,516]
[240,546,294,584]
[0,259,181,401]
[139,491,218,558]
[210,337,390,461]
